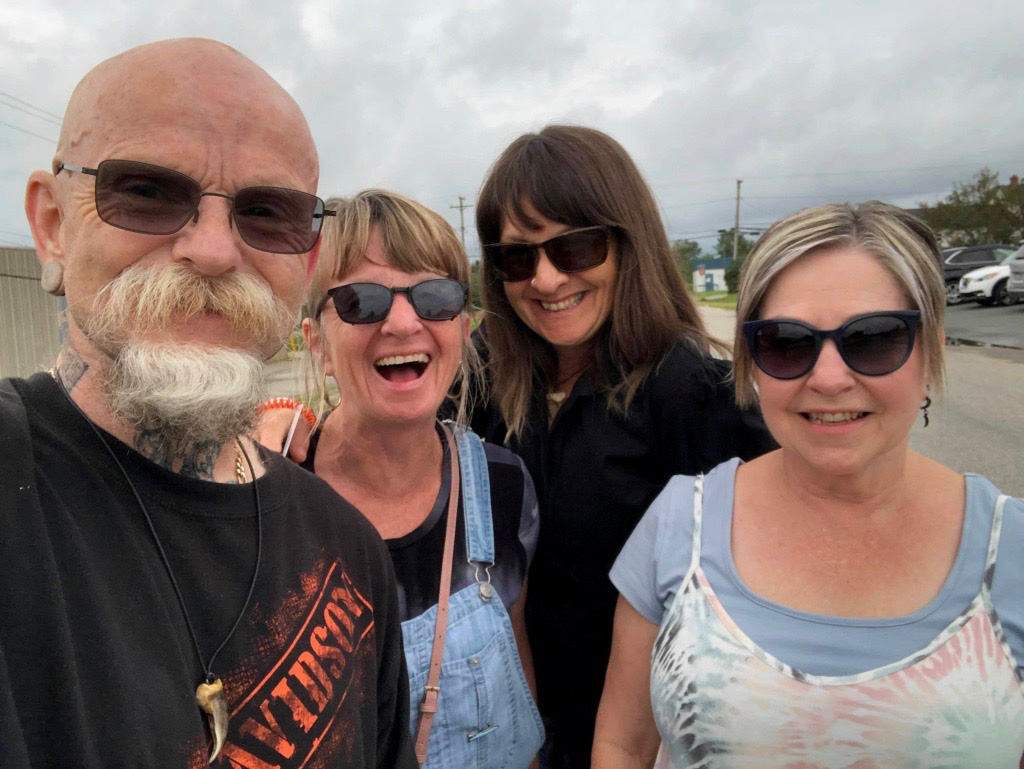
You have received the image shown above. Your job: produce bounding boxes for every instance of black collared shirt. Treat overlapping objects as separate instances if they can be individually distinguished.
[470,339,776,768]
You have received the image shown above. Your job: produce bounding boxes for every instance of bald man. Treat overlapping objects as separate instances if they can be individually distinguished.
[0,40,417,769]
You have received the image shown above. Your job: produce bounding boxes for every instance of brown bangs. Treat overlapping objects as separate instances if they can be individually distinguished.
[477,131,623,246]
[321,191,467,286]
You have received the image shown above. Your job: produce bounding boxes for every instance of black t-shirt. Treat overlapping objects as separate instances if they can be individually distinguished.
[0,374,417,769]
[304,423,540,622]
[470,337,777,769]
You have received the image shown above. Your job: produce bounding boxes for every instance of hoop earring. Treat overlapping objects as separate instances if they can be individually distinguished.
[320,366,333,409]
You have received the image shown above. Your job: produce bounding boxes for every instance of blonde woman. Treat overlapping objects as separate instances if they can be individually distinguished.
[262,190,543,769]
[594,202,1024,768]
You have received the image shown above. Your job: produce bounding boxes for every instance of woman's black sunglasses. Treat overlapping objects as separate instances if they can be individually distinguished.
[483,226,610,282]
[742,311,922,380]
[56,158,335,255]
[317,279,468,325]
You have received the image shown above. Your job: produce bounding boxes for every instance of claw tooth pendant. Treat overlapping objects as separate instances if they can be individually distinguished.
[196,678,228,764]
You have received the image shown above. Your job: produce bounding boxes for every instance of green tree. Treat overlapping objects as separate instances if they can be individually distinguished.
[672,239,702,286]
[917,168,1024,246]
[713,228,754,262]
[714,229,754,293]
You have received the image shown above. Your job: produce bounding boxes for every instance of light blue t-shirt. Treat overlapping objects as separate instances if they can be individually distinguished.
[610,458,1024,677]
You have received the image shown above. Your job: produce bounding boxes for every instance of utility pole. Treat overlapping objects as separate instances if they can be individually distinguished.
[451,196,472,249]
[733,179,742,262]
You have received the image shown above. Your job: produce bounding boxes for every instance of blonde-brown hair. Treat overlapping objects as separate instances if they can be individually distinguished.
[476,124,725,438]
[734,201,946,407]
[304,189,481,426]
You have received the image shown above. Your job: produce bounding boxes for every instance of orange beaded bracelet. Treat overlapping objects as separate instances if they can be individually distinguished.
[261,397,316,429]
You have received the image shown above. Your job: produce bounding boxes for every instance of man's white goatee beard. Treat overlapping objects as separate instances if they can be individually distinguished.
[106,343,267,447]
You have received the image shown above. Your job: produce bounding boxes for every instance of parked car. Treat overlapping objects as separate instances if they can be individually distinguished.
[1007,245,1024,303]
[942,244,1016,304]
[959,250,1022,306]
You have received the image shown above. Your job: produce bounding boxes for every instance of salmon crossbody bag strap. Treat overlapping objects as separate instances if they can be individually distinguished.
[414,424,461,764]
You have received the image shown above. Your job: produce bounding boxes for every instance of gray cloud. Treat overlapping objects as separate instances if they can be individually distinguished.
[1,0,1021,259]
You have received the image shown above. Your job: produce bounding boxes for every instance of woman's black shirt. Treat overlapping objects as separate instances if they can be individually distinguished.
[470,338,776,768]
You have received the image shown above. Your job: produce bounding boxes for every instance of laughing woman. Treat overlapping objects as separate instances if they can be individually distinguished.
[281,190,543,769]
[594,202,1024,768]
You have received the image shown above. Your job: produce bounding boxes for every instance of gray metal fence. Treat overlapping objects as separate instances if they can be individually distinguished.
[0,247,62,378]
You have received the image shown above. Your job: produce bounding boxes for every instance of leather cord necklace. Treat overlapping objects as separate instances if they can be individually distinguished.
[55,376,262,764]
[546,360,592,405]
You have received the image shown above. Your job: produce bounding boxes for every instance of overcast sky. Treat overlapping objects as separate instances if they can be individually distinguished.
[1,0,1022,259]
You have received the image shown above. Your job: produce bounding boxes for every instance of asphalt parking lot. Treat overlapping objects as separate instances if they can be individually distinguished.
[944,301,1024,350]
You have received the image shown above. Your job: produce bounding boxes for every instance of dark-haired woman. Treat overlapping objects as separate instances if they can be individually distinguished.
[470,125,776,768]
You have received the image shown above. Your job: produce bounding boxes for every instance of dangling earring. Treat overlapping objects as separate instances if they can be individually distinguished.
[921,385,931,428]
[40,262,65,296]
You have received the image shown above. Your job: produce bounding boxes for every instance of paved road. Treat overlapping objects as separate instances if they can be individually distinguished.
[700,306,1023,496]
[945,301,1024,350]
[909,345,1023,496]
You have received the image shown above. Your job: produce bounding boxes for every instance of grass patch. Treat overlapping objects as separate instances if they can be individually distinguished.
[690,290,738,310]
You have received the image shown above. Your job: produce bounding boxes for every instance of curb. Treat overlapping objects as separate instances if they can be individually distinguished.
[946,336,1024,352]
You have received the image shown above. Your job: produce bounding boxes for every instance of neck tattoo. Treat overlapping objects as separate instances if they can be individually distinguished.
[56,312,90,393]
[55,378,262,764]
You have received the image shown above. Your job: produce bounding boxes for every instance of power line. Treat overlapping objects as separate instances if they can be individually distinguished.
[745,192,923,201]
[660,185,941,217]
[746,163,1001,181]
[651,161,1009,191]
[0,119,56,143]
[660,197,735,211]
[0,90,62,120]
[0,97,62,126]
[741,200,777,219]
[668,229,724,239]
[450,196,472,249]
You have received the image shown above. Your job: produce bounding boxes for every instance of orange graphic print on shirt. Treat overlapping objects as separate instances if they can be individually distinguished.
[188,559,376,769]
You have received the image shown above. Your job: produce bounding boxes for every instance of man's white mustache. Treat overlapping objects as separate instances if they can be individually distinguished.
[81,263,296,356]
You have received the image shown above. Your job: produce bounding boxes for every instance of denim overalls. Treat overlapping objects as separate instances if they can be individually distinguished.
[401,430,545,769]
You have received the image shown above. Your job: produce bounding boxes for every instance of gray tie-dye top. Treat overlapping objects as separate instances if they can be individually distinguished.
[610,457,1024,676]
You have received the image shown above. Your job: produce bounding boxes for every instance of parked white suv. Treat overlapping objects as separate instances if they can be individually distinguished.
[1008,245,1024,302]
[959,250,1021,306]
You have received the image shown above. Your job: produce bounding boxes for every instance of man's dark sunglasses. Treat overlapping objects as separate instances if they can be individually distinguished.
[317,279,468,324]
[483,225,610,282]
[56,159,336,254]
[742,311,922,380]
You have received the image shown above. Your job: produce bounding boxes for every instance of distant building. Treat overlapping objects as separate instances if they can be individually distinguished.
[0,246,62,378]
[691,257,731,292]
